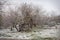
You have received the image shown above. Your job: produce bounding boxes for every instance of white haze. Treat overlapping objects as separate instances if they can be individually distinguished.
[3,0,60,16]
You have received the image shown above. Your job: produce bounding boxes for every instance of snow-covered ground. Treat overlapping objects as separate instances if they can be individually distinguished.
[0,27,58,39]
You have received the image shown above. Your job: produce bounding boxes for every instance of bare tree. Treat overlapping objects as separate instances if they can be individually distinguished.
[8,9,19,31]
[17,3,34,31]
[0,14,2,28]
[17,3,45,31]
[0,0,7,28]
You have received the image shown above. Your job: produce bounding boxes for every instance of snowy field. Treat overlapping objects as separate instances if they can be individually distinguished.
[0,28,58,39]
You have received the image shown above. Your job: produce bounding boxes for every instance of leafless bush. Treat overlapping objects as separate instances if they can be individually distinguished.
[51,15,60,24]
[47,12,60,27]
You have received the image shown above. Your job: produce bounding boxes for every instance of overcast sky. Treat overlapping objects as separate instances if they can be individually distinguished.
[2,0,60,15]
